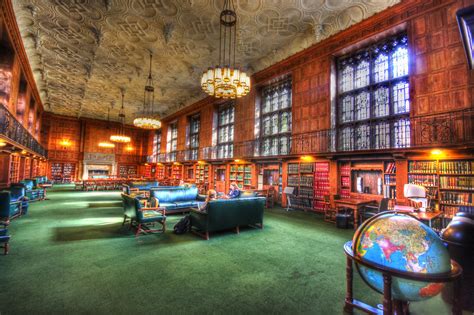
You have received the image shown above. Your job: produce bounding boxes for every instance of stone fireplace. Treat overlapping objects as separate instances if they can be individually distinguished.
[82,152,116,180]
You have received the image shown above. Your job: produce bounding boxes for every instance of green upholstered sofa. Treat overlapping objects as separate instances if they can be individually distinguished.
[189,197,265,240]
[149,187,205,213]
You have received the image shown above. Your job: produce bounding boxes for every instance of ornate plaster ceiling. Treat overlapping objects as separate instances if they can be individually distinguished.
[12,0,400,122]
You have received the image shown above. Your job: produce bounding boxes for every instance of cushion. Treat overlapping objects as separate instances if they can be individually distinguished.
[158,202,178,210]
[239,191,258,198]
[174,201,199,208]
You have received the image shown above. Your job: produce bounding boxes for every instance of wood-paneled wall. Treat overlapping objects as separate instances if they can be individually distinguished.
[42,113,152,179]
[156,0,473,153]
[0,2,44,141]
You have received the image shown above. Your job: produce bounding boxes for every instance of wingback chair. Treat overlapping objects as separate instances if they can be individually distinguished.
[8,186,29,215]
[0,191,22,224]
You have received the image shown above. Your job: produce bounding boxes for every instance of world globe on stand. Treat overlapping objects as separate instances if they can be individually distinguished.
[353,212,451,301]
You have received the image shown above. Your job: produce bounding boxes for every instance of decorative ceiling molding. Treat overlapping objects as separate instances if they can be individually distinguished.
[12,0,400,122]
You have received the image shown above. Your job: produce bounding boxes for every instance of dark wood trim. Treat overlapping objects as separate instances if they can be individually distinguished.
[0,0,44,112]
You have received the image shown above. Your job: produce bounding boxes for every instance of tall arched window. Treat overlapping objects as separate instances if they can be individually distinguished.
[337,33,410,151]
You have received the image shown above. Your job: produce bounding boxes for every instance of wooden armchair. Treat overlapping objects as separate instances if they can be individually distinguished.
[134,196,166,237]
[265,186,276,208]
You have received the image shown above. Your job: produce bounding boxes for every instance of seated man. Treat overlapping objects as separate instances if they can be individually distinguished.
[221,182,241,199]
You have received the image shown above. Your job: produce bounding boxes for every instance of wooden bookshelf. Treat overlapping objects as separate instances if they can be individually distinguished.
[383,161,396,199]
[50,162,76,182]
[408,159,474,218]
[140,165,151,178]
[10,154,20,184]
[313,162,330,213]
[155,164,165,180]
[118,164,137,178]
[286,162,314,211]
[229,163,254,189]
[195,163,210,184]
[171,164,183,180]
[339,162,351,199]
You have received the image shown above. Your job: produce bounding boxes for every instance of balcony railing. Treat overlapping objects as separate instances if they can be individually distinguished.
[147,109,473,163]
[0,104,47,157]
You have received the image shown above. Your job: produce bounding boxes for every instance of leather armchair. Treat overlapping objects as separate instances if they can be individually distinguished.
[8,186,29,215]
[0,191,22,223]
[121,194,166,237]
[190,197,265,240]
[12,180,44,201]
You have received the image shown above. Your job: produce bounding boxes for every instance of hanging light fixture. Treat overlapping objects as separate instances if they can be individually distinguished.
[99,107,116,148]
[110,90,131,143]
[98,142,115,148]
[134,53,162,129]
[201,0,250,99]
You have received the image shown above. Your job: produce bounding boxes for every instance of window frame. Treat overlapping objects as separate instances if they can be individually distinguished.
[188,114,200,160]
[259,77,292,156]
[216,101,235,159]
[336,33,410,151]
[167,121,178,161]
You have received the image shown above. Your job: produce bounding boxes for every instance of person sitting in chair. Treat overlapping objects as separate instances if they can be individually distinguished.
[222,182,241,199]
[198,189,217,211]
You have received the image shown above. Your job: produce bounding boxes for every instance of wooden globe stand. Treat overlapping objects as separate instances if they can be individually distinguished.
[343,241,463,315]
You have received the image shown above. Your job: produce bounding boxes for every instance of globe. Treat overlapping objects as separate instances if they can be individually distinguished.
[353,212,451,302]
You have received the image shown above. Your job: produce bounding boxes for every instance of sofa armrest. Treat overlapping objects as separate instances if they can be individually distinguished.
[190,207,207,215]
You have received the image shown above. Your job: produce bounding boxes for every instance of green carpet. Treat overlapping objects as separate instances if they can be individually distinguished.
[0,185,454,314]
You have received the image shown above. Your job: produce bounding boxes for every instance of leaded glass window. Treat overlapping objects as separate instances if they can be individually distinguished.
[167,122,178,161]
[217,102,234,159]
[188,114,200,160]
[259,78,292,156]
[336,33,410,151]
[153,130,161,157]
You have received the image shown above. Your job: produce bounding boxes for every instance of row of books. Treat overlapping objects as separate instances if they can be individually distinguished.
[439,161,474,174]
[288,163,299,174]
[383,186,397,199]
[408,161,437,174]
[313,200,327,212]
[341,176,350,188]
[384,174,396,185]
[300,175,313,187]
[230,165,251,172]
[440,176,474,190]
[408,174,438,187]
[440,192,473,206]
[300,163,314,173]
[288,175,299,186]
[298,187,314,198]
[314,162,329,172]
[441,206,460,218]
[384,162,396,174]
[314,189,329,200]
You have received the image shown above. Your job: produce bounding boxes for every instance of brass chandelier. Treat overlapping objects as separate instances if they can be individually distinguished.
[201,0,250,99]
[133,53,161,129]
[110,90,131,143]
